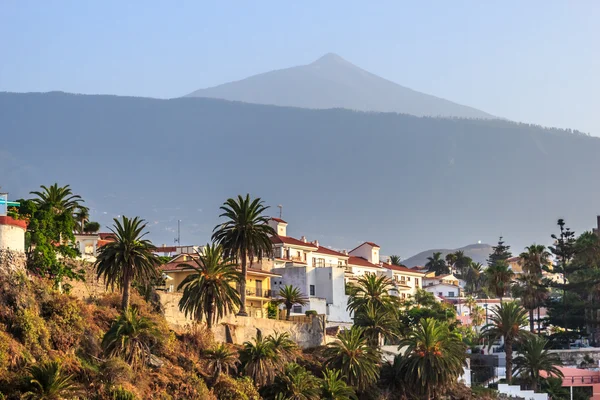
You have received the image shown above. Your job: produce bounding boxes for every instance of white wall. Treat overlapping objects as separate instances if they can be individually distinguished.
[349,243,379,264]
[423,283,460,298]
[0,222,25,252]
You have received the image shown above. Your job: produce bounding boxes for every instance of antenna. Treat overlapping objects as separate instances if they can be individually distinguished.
[277,204,283,219]
[174,220,181,245]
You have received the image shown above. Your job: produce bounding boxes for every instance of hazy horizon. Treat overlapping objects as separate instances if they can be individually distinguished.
[1,1,599,135]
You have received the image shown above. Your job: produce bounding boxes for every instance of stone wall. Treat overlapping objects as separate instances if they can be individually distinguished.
[551,348,600,367]
[160,292,325,348]
[0,249,26,276]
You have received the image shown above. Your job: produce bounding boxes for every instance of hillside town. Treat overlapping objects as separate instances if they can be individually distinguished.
[3,186,600,400]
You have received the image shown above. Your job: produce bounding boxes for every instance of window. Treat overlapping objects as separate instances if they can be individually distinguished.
[293,305,302,313]
[310,285,315,296]
[415,278,419,287]
[448,291,455,297]
[438,292,443,296]
[316,258,325,267]
[407,277,411,281]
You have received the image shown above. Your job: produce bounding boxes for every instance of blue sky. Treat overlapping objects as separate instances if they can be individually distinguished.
[1,1,599,134]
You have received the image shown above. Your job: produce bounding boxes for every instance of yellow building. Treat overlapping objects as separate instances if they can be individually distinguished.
[161,253,280,318]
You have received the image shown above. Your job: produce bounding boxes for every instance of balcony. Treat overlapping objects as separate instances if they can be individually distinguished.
[238,285,272,298]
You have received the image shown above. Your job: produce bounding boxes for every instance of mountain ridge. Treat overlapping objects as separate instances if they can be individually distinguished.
[1,91,599,257]
[185,53,495,119]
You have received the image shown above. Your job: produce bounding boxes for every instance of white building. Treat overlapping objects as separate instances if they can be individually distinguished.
[423,282,461,299]
[269,218,352,323]
[380,262,426,299]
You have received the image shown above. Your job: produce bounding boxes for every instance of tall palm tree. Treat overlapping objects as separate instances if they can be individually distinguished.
[324,327,380,393]
[520,244,551,333]
[481,301,529,384]
[95,216,160,311]
[464,295,477,314]
[471,305,485,327]
[276,285,309,320]
[513,336,563,392]
[515,273,547,333]
[445,253,458,274]
[212,194,275,316]
[485,261,514,301]
[177,243,242,329]
[239,331,279,388]
[203,343,239,384]
[22,361,81,400]
[263,363,321,400]
[320,369,357,400]
[353,302,399,347]
[399,318,467,400]
[466,262,484,294]
[102,307,160,370]
[73,207,89,233]
[520,244,551,275]
[346,274,397,315]
[30,183,85,215]
[389,255,402,266]
[425,252,449,276]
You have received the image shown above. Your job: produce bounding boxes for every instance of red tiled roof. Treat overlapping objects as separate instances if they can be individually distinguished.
[0,216,27,230]
[270,217,287,224]
[349,241,380,253]
[98,232,116,240]
[153,246,177,253]
[381,262,425,275]
[348,256,382,269]
[160,261,280,277]
[315,246,349,258]
[270,235,318,249]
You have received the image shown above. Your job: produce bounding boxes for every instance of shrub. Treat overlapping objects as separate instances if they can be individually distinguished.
[109,385,138,400]
[12,309,50,360]
[41,293,86,352]
[101,358,133,385]
[213,375,260,400]
[305,310,318,317]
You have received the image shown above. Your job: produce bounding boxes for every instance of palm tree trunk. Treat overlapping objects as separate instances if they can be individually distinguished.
[207,302,213,329]
[505,339,513,384]
[537,307,541,334]
[237,248,248,316]
[122,273,131,311]
[286,305,291,320]
[529,309,534,333]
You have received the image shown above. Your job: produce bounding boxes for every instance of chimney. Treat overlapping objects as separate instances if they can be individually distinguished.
[312,240,319,247]
[387,257,391,264]
[301,236,307,243]
[342,250,348,255]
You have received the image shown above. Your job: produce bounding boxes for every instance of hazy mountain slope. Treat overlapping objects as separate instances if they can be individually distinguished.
[1,92,599,257]
[186,53,494,119]
[402,244,494,268]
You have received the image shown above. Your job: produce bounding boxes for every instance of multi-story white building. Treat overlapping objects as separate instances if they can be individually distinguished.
[269,218,351,323]
[380,262,425,299]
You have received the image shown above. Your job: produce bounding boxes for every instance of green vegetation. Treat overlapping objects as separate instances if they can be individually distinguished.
[512,336,563,392]
[212,194,275,317]
[276,285,309,320]
[177,243,242,329]
[95,216,160,311]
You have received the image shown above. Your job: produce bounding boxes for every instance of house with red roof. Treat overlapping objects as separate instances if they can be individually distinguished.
[380,261,426,299]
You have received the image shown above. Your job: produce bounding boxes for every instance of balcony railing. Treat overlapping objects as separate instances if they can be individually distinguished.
[237,285,272,298]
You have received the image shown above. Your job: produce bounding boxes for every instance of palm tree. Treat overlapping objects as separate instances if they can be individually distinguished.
[465,295,477,314]
[324,327,380,393]
[353,302,399,347]
[203,343,239,384]
[346,274,397,315]
[102,307,160,369]
[481,300,529,384]
[95,216,160,311]
[276,285,309,320]
[399,318,467,400]
[267,331,299,363]
[74,207,89,233]
[513,336,563,392]
[425,252,449,276]
[263,363,321,400]
[515,272,546,333]
[485,261,514,301]
[177,243,242,329]
[239,331,279,388]
[520,244,551,333]
[520,244,550,275]
[471,305,485,327]
[445,253,458,274]
[379,355,408,396]
[320,369,357,400]
[389,255,402,266]
[212,194,275,316]
[542,376,569,400]
[22,361,81,400]
[30,183,85,214]
[466,262,484,294]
